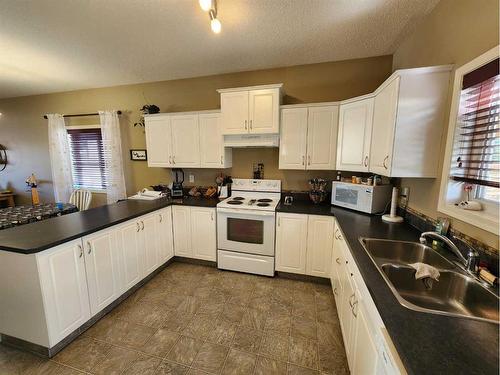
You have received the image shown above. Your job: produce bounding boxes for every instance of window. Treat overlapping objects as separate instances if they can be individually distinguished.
[67,127,108,191]
[439,46,499,234]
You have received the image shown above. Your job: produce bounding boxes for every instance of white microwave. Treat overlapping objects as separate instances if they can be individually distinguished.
[331,181,392,214]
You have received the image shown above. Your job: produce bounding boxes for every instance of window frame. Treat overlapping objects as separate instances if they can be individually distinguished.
[438,46,499,235]
[66,125,108,194]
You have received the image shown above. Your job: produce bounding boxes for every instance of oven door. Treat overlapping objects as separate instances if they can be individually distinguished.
[217,207,276,256]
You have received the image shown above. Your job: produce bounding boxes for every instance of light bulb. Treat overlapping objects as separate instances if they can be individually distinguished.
[211,18,221,33]
[199,0,212,12]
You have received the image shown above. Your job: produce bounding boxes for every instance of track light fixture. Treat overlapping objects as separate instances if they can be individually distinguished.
[199,0,221,34]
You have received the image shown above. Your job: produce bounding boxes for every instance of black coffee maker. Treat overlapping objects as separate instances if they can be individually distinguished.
[171,169,184,197]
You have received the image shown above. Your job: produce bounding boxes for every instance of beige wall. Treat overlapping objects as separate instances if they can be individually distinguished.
[393,0,499,249]
[0,55,392,206]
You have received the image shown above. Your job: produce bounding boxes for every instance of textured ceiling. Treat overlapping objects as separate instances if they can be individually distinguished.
[0,0,440,99]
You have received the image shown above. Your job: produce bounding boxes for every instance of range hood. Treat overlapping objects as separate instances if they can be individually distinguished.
[224,134,279,148]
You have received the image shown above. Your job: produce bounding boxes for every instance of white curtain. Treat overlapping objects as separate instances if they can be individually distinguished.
[99,110,127,204]
[47,113,73,202]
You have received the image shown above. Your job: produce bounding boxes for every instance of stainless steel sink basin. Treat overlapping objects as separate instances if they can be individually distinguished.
[360,238,499,324]
[360,238,455,269]
[381,264,499,323]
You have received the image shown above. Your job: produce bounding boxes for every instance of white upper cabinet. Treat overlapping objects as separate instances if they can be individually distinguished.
[83,228,121,316]
[170,114,200,168]
[37,240,91,346]
[369,66,452,177]
[279,107,308,169]
[279,104,339,170]
[220,90,249,134]
[190,207,217,261]
[337,97,374,172]
[218,84,282,135]
[199,113,232,168]
[307,106,339,170]
[145,116,172,167]
[248,88,280,133]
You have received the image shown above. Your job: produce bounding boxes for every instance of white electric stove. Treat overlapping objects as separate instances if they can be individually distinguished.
[217,179,281,276]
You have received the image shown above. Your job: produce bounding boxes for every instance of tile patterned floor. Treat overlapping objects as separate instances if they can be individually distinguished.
[0,262,349,375]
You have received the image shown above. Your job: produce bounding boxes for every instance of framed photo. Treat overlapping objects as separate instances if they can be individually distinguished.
[130,149,147,161]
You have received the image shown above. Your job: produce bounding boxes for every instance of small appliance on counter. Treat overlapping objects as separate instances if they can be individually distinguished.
[129,188,167,200]
[171,168,184,198]
[331,181,392,214]
[216,174,232,199]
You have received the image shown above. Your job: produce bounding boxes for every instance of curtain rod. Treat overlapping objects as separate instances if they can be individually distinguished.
[43,110,122,119]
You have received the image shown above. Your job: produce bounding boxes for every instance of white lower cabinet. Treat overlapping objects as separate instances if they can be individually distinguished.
[141,213,160,277]
[83,228,121,316]
[37,240,91,346]
[191,207,217,261]
[118,219,143,291]
[332,219,406,375]
[275,213,333,277]
[157,207,174,263]
[275,213,308,274]
[173,205,217,261]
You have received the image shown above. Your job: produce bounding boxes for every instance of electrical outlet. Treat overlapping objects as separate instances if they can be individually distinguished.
[189,174,195,183]
[399,187,409,206]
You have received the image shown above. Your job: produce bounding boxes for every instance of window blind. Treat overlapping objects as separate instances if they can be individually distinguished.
[67,128,108,190]
[450,58,499,189]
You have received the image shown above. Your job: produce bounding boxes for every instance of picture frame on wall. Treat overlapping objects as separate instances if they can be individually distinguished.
[130,149,147,161]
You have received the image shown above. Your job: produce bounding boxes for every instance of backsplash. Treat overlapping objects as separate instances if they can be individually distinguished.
[397,205,499,276]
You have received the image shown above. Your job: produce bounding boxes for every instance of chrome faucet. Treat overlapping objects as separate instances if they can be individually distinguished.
[419,232,480,275]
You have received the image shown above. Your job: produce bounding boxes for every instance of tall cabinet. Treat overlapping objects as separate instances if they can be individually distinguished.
[279,104,339,170]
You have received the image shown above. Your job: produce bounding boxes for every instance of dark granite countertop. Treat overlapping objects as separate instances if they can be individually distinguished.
[278,200,499,375]
[0,196,220,254]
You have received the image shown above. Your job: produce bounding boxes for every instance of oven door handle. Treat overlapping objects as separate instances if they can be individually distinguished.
[216,207,276,216]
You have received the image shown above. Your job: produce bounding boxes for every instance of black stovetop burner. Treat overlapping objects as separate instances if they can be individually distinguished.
[232,197,245,201]
[257,198,272,202]
[257,202,270,207]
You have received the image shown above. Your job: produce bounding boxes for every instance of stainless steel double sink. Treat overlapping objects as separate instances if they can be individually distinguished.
[360,238,499,324]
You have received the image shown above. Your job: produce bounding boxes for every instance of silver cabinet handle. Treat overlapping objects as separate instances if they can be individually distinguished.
[249,120,253,129]
[136,222,140,232]
[78,244,83,258]
[383,155,389,169]
[87,241,92,254]
[244,120,247,130]
[159,214,163,223]
[169,156,172,164]
[302,155,305,166]
[172,156,176,164]
[333,287,338,296]
[141,221,145,230]
[336,258,341,264]
[364,156,368,167]
[220,155,223,165]
[308,155,311,165]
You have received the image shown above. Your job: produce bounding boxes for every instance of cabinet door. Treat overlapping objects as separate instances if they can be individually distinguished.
[306,215,334,278]
[191,207,216,261]
[331,225,344,305]
[83,229,121,316]
[306,106,339,170]
[340,267,356,369]
[141,213,159,277]
[352,301,379,375]
[249,88,280,134]
[199,113,224,168]
[145,116,172,167]
[170,114,200,167]
[37,240,90,345]
[172,205,192,257]
[221,91,249,134]
[118,220,142,291]
[370,77,400,176]
[337,98,374,172]
[158,207,174,264]
[275,213,308,274]
[279,108,308,170]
